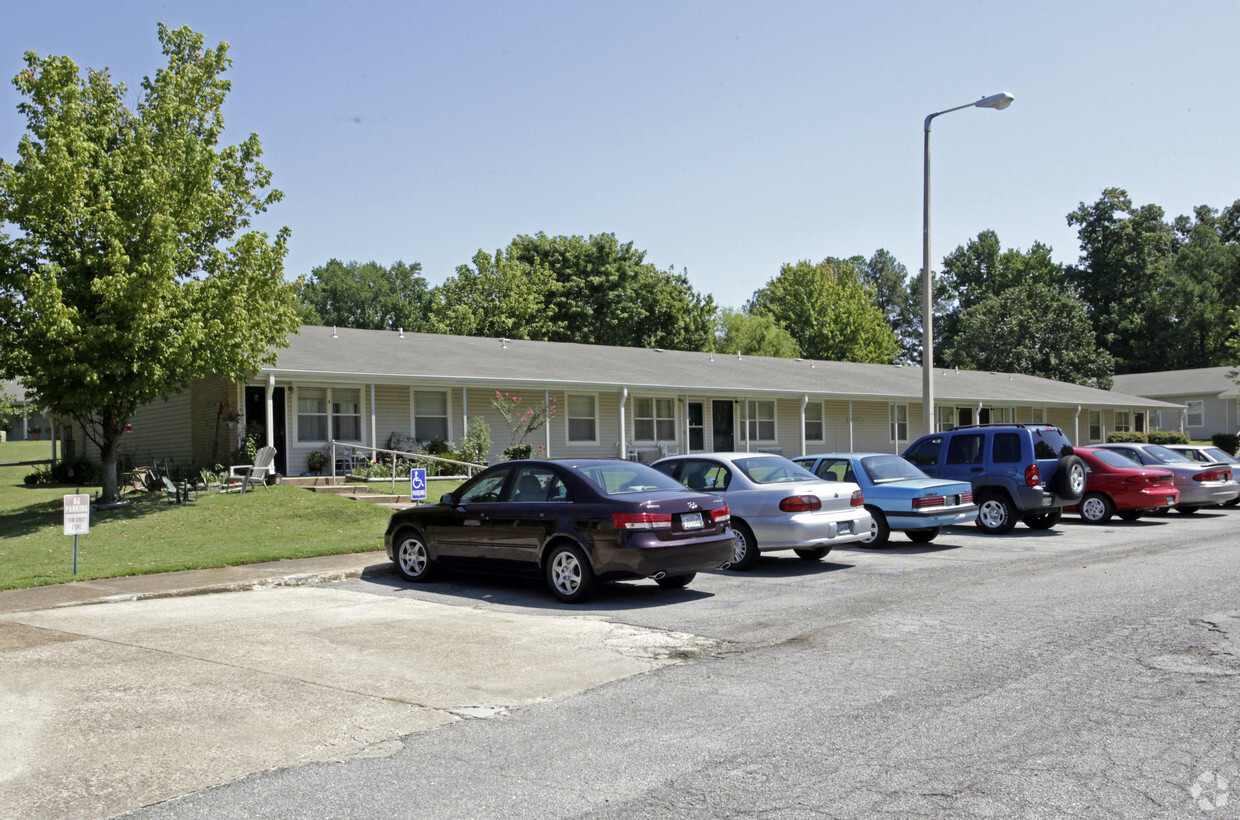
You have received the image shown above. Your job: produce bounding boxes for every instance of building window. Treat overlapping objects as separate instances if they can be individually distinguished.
[1088,410,1102,441]
[890,404,908,442]
[297,388,328,442]
[413,390,449,443]
[332,388,361,441]
[635,397,676,442]
[1030,407,1046,424]
[566,394,597,443]
[936,406,955,432]
[746,400,775,442]
[805,402,824,441]
[1186,400,1204,429]
[1113,410,1131,432]
[980,407,1011,424]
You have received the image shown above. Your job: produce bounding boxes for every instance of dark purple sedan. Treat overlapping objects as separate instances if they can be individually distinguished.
[384,459,734,603]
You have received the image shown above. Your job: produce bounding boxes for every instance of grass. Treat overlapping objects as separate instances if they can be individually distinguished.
[0,440,463,591]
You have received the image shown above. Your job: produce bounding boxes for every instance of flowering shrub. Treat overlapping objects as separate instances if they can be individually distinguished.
[491,391,556,449]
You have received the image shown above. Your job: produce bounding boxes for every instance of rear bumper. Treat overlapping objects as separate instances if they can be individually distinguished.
[887,504,978,530]
[592,531,735,580]
[1176,483,1240,507]
[746,509,874,551]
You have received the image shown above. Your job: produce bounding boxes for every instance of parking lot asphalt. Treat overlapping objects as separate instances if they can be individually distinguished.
[0,552,725,820]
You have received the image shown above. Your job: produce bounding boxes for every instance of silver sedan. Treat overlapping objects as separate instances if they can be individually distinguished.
[1093,443,1240,512]
[652,452,874,570]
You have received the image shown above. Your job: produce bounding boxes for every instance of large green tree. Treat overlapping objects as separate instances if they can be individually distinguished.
[427,249,556,339]
[746,259,899,363]
[713,308,800,358]
[1066,188,1176,372]
[942,283,1115,388]
[0,25,299,502]
[297,259,431,330]
[854,249,918,362]
[506,232,716,350]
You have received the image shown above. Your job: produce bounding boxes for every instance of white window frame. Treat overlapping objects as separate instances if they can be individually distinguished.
[412,389,452,444]
[1186,400,1204,429]
[634,396,677,443]
[890,403,909,443]
[1113,410,1132,432]
[296,386,364,443]
[1088,409,1103,442]
[805,401,824,442]
[746,399,776,443]
[936,405,955,432]
[565,393,599,445]
[331,387,362,442]
[1030,407,1046,424]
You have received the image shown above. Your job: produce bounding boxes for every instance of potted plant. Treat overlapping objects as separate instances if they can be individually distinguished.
[307,450,327,476]
[28,425,43,441]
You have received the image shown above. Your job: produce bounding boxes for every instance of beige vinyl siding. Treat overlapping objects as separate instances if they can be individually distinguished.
[848,401,895,452]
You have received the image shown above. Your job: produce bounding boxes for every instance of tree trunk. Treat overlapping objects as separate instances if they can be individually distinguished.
[97,410,127,504]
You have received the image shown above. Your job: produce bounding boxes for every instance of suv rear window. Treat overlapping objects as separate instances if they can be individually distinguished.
[993,432,1022,463]
[1031,427,1075,460]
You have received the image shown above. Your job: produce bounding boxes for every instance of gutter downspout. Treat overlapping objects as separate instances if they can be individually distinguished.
[462,388,468,447]
[800,395,808,457]
[545,389,551,458]
[848,400,854,451]
[1074,405,1081,445]
[619,387,628,459]
[369,383,376,451]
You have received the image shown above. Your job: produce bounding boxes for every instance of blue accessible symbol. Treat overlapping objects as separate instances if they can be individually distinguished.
[410,468,427,502]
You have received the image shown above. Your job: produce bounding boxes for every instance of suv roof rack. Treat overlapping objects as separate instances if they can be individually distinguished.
[946,423,1054,431]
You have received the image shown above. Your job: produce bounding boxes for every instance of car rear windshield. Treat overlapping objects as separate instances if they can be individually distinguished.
[1091,449,1143,469]
[860,455,928,483]
[1032,427,1075,460]
[1203,447,1240,464]
[1143,445,1194,464]
[569,462,688,496]
[732,456,818,484]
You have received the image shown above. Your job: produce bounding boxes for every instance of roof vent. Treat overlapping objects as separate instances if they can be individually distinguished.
[737,352,742,360]
[332,326,338,339]
[398,327,404,339]
[499,337,508,349]
[654,348,664,353]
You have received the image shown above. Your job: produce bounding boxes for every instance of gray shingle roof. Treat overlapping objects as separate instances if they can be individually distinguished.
[1112,366,1240,399]
[265,326,1179,409]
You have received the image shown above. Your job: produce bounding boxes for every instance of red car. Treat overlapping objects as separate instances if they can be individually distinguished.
[1067,447,1179,524]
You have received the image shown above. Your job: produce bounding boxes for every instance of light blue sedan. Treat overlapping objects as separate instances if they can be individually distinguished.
[792,453,978,546]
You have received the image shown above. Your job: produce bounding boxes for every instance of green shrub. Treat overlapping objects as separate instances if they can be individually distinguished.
[1106,431,1146,443]
[1211,433,1239,455]
[24,467,52,485]
[1149,431,1189,445]
[50,457,100,484]
[457,418,491,472]
[503,444,533,461]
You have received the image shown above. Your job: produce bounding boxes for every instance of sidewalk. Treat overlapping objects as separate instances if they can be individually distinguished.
[0,550,394,614]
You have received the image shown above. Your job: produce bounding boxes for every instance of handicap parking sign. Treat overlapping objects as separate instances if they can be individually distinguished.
[410,468,427,501]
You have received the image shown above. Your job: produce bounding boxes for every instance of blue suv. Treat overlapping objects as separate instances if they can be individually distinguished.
[902,424,1086,534]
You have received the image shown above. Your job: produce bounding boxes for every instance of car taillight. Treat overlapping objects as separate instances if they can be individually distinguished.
[611,512,673,530]
[779,495,822,512]
[850,489,864,507]
[912,495,945,509]
[1193,469,1230,482]
[960,491,973,503]
[711,505,730,524]
[1025,464,1040,486]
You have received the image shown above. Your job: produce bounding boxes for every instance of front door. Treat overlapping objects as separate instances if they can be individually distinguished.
[712,401,734,452]
[244,386,288,477]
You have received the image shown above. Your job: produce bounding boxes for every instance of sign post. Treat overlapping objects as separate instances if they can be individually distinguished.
[63,493,90,575]
[410,468,427,503]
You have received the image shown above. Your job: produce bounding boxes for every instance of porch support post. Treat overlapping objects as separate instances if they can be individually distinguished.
[369,383,376,448]
[265,374,276,449]
[799,395,808,457]
[1074,405,1081,444]
[462,388,468,444]
[545,389,551,457]
[848,400,854,451]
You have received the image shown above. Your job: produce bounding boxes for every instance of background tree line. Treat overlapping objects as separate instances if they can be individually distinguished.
[298,188,1240,390]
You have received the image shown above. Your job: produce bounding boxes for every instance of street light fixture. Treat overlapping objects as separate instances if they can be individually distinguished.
[921,92,1013,435]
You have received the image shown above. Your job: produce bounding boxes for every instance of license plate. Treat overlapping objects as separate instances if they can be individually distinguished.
[680,512,704,530]
[945,495,957,506]
[1165,497,1174,505]
[1040,495,1053,507]
[838,521,852,535]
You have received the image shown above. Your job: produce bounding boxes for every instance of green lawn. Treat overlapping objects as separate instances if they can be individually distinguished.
[0,440,461,591]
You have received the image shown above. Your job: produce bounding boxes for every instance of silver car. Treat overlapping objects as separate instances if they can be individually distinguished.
[1165,444,1240,507]
[651,452,874,570]
[1094,443,1240,512]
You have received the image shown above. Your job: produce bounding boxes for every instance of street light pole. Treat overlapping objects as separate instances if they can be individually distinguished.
[921,92,1013,435]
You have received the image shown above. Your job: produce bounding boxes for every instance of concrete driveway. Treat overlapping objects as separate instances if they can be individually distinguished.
[0,585,722,820]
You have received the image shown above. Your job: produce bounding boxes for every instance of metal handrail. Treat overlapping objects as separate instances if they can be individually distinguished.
[329,441,484,491]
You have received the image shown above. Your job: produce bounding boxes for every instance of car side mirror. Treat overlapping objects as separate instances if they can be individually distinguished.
[440,492,455,505]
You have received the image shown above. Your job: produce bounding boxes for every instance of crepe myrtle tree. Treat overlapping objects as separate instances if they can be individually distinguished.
[0,25,300,503]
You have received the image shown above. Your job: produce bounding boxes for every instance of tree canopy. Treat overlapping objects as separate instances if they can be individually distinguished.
[426,249,556,340]
[296,259,430,331]
[0,25,299,502]
[713,308,800,358]
[745,259,899,364]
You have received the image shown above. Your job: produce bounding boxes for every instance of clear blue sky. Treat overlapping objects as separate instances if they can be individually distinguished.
[3,1,1238,309]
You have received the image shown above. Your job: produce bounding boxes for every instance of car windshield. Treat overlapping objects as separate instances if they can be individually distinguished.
[1091,449,1144,469]
[569,462,688,496]
[860,455,928,483]
[1143,445,1194,464]
[1032,427,1075,459]
[732,456,818,484]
